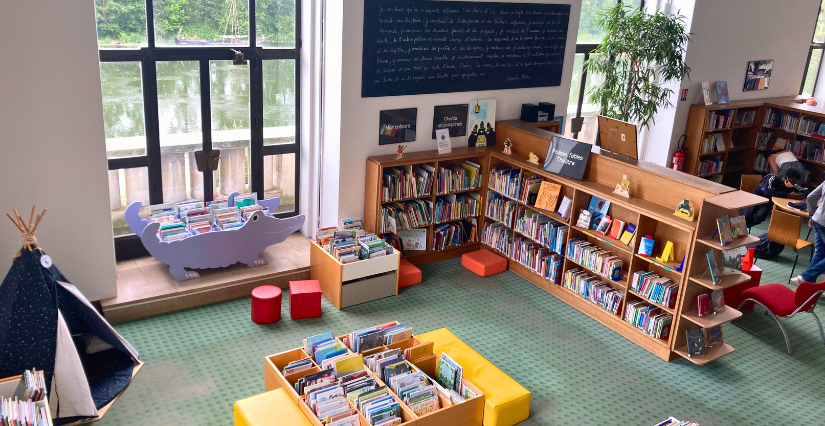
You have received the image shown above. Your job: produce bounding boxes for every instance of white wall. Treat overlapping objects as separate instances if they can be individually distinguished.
[0,0,117,301]
[646,0,820,166]
[324,0,582,224]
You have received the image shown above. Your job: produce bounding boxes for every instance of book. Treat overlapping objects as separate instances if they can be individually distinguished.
[396,229,426,251]
[711,289,726,314]
[716,215,733,246]
[697,293,712,317]
[587,196,611,228]
[638,235,655,257]
[702,81,712,106]
[705,325,724,346]
[534,181,562,211]
[620,223,636,245]
[595,215,612,235]
[686,328,706,357]
[729,215,747,239]
[716,80,729,104]
[557,196,572,219]
[721,248,742,275]
[706,250,721,285]
[576,209,592,229]
[608,219,625,240]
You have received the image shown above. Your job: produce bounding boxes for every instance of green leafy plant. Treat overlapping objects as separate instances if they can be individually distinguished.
[585,3,691,128]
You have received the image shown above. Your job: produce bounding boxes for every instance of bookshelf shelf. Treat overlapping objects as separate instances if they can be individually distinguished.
[674,343,735,365]
[436,187,483,196]
[682,307,743,328]
[634,254,683,275]
[572,225,633,255]
[696,234,759,251]
[382,194,433,204]
[434,214,480,225]
[689,272,752,290]
[627,289,676,314]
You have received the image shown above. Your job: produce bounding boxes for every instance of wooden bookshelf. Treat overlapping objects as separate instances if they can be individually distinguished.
[684,96,825,187]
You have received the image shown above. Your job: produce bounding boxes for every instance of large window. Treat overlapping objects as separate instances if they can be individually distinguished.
[801,1,825,96]
[95,0,300,260]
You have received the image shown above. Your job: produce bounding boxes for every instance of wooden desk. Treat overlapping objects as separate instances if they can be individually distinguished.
[772,197,809,218]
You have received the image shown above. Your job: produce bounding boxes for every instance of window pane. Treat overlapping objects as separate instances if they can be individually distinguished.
[110,167,149,237]
[157,61,207,203]
[101,62,147,159]
[94,0,148,48]
[264,153,296,214]
[577,0,620,44]
[567,53,585,118]
[211,61,251,198]
[263,60,297,145]
[814,4,825,43]
[153,0,249,47]
[256,0,297,48]
[802,49,823,97]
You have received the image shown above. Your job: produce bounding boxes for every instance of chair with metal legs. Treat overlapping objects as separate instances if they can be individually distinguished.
[767,210,814,282]
[737,280,825,354]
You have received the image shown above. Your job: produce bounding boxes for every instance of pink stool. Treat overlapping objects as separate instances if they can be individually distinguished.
[251,285,282,324]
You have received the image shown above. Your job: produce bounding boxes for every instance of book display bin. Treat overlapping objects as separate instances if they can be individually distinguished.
[0,373,53,426]
[366,121,765,363]
[264,333,485,426]
[310,241,400,310]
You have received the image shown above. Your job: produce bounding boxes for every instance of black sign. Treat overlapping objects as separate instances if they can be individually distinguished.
[379,108,417,145]
[432,104,468,138]
[543,136,592,181]
[362,0,570,97]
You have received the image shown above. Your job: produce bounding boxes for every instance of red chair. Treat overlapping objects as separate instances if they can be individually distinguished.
[737,280,825,354]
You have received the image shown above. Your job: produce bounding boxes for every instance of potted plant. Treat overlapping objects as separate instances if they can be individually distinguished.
[585,3,691,128]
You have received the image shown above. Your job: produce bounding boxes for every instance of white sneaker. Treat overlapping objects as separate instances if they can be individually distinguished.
[791,276,805,286]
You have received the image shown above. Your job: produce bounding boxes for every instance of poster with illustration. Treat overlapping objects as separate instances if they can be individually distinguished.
[743,59,773,91]
[467,100,496,147]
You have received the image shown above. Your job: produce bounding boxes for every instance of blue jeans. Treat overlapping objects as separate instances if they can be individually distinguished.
[801,221,825,282]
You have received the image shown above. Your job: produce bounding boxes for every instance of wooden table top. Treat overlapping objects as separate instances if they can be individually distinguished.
[772,197,810,218]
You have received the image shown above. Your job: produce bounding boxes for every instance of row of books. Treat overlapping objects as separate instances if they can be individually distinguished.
[567,237,623,282]
[0,397,49,426]
[764,108,798,132]
[380,200,432,233]
[563,269,624,315]
[789,139,807,158]
[624,301,673,340]
[382,165,435,202]
[734,109,756,126]
[685,325,724,358]
[150,197,274,241]
[485,192,518,228]
[518,174,545,205]
[630,271,678,309]
[512,238,565,284]
[488,168,521,199]
[706,110,733,130]
[797,115,822,137]
[753,154,769,172]
[697,158,723,176]
[433,193,481,223]
[700,133,726,154]
[433,219,478,251]
[754,130,775,150]
[435,161,482,194]
[514,207,568,255]
[481,222,513,255]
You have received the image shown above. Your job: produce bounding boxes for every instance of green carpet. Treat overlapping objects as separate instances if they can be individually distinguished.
[100,223,825,426]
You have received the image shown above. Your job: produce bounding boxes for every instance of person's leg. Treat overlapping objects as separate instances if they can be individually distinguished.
[800,222,825,282]
[748,204,771,228]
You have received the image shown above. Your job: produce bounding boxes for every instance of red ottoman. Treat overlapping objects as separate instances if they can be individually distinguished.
[251,285,282,324]
[289,280,322,320]
[462,249,507,277]
[398,259,422,288]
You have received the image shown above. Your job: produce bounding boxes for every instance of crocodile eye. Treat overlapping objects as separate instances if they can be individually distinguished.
[252,214,259,222]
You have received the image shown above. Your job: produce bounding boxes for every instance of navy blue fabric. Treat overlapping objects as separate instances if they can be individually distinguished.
[57,284,135,359]
[71,337,135,409]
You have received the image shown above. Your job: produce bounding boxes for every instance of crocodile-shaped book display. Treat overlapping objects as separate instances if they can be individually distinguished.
[124,195,305,281]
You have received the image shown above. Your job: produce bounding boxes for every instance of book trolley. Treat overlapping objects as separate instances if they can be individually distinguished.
[364,121,766,363]
[264,325,485,426]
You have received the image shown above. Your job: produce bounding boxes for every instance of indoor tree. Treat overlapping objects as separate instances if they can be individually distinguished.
[585,3,691,128]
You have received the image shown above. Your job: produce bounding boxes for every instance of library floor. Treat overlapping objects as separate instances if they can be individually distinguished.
[99,224,825,426]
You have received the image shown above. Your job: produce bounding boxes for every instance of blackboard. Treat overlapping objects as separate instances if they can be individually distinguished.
[362,0,571,98]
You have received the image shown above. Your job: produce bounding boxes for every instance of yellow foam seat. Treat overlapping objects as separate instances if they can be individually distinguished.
[234,388,313,426]
[416,328,531,426]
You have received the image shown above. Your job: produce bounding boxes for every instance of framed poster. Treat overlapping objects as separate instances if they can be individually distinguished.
[743,60,773,91]
[379,108,417,145]
[432,104,468,138]
[467,100,496,147]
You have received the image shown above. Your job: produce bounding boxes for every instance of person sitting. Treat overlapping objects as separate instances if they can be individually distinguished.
[743,169,806,228]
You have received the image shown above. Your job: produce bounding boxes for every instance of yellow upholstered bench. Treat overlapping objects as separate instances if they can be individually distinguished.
[417,328,531,426]
[234,388,313,426]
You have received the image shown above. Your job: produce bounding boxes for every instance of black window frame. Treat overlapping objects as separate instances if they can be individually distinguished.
[801,0,825,96]
[99,0,302,260]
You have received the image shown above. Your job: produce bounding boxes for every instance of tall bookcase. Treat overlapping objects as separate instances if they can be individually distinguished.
[364,147,491,266]
[684,97,825,188]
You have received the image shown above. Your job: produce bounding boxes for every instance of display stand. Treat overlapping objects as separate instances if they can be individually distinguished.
[310,241,400,310]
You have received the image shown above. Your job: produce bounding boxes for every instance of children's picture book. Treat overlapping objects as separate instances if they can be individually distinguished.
[686,328,706,357]
[716,215,733,246]
[397,229,427,251]
[721,248,742,274]
[587,196,611,229]
[638,235,655,257]
[576,209,592,229]
[706,250,721,285]
[716,81,729,104]
[702,81,712,106]
[557,196,572,219]
[608,219,625,240]
[711,289,726,314]
[620,223,637,245]
[729,215,747,239]
[467,100,496,147]
[595,215,612,235]
[534,181,562,211]
[705,325,724,346]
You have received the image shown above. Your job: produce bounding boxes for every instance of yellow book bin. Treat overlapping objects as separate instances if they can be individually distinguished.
[416,328,531,426]
[234,388,313,426]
